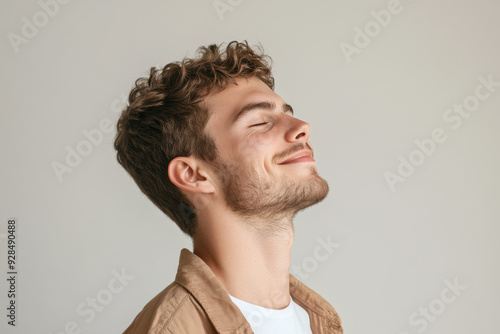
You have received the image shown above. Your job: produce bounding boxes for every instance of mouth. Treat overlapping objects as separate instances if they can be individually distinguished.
[278,150,315,165]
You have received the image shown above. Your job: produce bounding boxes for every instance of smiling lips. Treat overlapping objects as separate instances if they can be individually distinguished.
[279,150,315,165]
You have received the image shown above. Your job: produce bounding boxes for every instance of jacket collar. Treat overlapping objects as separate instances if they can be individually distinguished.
[289,274,343,331]
[174,248,253,333]
[174,248,341,333]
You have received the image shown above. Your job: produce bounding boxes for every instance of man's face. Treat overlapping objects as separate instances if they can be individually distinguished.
[202,76,329,224]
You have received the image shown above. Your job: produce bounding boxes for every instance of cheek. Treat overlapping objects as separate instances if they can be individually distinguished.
[238,134,279,176]
[237,132,273,159]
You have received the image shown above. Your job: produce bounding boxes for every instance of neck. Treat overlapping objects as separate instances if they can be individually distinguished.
[193,208,295,310]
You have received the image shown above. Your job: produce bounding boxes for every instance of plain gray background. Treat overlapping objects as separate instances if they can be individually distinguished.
[1,0,499,333]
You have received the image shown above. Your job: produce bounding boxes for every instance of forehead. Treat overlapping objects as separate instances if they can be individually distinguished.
[203,77,280,126]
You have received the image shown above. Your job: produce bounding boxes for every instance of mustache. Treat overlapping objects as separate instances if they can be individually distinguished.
[274,142,313,164]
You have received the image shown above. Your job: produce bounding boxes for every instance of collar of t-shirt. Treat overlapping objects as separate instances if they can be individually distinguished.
[228,293,313,334]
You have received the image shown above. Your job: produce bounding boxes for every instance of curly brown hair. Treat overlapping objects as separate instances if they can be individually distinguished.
[113,40,275,238]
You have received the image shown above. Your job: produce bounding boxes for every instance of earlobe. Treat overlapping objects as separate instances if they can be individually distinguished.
[168,157,215,194]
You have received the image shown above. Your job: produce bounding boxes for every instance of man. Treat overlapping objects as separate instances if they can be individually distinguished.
[114,40,343,333]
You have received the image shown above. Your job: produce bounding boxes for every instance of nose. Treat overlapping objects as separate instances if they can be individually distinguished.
[284,117,311,144]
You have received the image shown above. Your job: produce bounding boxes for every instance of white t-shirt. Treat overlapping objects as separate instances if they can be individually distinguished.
[228,293,313,334]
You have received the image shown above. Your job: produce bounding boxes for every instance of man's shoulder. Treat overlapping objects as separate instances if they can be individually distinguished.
[123,280,215,334]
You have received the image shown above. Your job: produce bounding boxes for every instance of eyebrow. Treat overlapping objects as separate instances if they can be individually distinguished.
[232,101,294,124]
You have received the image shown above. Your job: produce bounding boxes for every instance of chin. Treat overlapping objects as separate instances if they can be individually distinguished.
[290,174,330,213]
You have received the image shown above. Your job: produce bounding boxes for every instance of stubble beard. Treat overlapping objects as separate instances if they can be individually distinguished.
[212,155,329,233]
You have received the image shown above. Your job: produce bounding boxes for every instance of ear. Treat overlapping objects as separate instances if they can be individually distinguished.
[168,156,215,195]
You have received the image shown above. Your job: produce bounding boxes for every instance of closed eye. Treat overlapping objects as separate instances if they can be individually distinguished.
[250,122,268,127]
